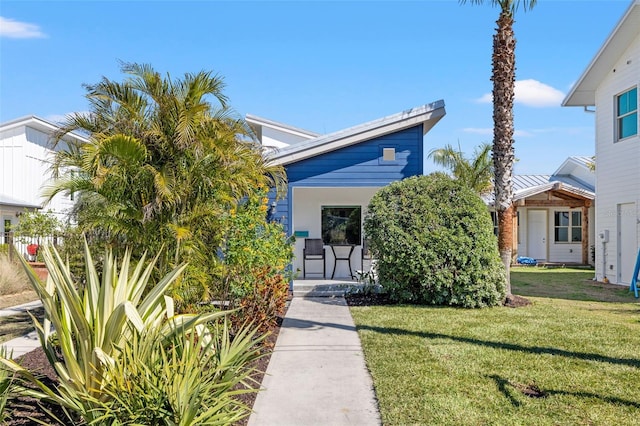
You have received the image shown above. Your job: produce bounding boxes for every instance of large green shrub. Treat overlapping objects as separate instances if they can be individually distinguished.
[364,173,506,307]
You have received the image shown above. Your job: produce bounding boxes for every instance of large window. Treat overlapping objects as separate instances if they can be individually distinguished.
[321,206,361,245]
[617,87,638,140]
[554,211,582,243]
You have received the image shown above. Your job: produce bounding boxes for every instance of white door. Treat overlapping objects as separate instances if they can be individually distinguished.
[527,210,547,260]
[618,203,637,284]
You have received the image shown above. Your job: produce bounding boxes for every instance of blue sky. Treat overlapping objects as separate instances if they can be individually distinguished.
[0,0,631,174]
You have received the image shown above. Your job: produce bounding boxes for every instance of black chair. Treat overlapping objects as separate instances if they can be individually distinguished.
[361,238,373,271]
[303,238,326,278]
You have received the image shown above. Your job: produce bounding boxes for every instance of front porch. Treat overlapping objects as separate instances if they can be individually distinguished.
[292,278,366,297]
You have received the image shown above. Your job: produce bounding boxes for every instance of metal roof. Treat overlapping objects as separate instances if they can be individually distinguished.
[0,194,41,209]
[0,115,89,143]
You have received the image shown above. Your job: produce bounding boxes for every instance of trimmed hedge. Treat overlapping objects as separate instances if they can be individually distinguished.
[364,173,506,307]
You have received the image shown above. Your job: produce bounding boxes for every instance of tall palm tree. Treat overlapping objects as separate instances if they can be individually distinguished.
[45,62,286,284]
[428,142,493,195]
[459,0,536,300]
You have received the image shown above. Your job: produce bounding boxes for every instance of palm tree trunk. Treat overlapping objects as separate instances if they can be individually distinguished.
[492,8,516,297]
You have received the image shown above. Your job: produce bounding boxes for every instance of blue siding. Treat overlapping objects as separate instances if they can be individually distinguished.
[286,125,423,186]
[268,124,423,231]
[266,188,289,231]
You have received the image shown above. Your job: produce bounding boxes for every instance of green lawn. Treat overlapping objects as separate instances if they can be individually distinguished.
[351,268,640,425]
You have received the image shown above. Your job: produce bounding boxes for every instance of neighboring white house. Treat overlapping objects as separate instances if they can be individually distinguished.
[246,114,320,150]
[563,0,639,284]
[485,156,596,266]
[0,116,87,240]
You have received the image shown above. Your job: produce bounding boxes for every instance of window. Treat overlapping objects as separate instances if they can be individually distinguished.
[617,87,638,140]
[490,211,498,236]
[382,148,396,161]
[321,206,361,245]
[554,211,582,243]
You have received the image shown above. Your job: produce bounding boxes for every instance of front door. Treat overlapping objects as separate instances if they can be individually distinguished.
[527,210,547,261]
[618,203,637,284]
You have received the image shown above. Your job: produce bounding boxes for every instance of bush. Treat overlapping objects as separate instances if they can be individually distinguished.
[364,173,506,308]
[0,241,238,422]
[85,321,264,425]
[0,254,30,297]
[184,188,293,332]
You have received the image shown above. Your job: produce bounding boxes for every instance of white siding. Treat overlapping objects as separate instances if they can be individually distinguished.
[594,34,640,283]
[261,127,314,149]
[291,187,380,279]
[0,124,74,222]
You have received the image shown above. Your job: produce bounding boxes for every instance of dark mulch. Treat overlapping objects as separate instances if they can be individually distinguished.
[346,292,532,308]
[503,294,532,308]
[5,315,285,425]
[345,293,393,306]
[7,348,71,425]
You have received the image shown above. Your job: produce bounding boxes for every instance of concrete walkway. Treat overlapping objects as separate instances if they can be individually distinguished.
[248,296,381,426]
[0,300,44,359]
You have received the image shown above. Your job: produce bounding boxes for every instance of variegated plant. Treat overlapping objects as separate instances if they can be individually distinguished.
[0,239,231,420]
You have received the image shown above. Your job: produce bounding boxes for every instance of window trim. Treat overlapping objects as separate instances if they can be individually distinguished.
[615,86,638,142]
[554,210,582,243]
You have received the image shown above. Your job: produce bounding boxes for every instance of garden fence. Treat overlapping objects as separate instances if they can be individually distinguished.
[1,231,63,262]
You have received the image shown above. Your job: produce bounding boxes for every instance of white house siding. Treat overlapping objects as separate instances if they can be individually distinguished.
[0,124,74,222]
[0,205,22,243]
[593,34,640,284]
[261,127,312,149]
[291,186,380,279]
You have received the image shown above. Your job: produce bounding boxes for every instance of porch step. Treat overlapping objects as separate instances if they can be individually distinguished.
[293,282,364,298]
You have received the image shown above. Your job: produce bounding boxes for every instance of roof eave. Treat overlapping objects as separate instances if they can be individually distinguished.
[0,115,89,144]
[562,0,640,107]
[269,100,446,166]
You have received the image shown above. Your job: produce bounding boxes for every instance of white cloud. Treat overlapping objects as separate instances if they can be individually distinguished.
[0,17,47,39]
[462,127,492,135]
[475,79,565,108]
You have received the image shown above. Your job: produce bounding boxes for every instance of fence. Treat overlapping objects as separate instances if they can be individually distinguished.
[1,231,63,262]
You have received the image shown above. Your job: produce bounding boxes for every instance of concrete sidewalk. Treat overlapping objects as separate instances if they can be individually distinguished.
[0,300,44,359]
[248,296,381,426]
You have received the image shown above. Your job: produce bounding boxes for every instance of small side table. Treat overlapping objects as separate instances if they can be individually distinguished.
[330,244,355,279]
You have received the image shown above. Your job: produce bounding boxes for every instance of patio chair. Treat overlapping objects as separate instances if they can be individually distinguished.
[303,238,326,279]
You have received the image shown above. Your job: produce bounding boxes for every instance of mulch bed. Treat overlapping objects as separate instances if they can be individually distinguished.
[5,314,285,425]
[345,293,532,308]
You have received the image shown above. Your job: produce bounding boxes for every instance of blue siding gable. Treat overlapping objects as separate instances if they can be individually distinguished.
[285,125,423,186]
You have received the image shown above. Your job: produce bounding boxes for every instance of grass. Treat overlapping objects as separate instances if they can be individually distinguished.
[351,267,640,425]
[0,254,37,309]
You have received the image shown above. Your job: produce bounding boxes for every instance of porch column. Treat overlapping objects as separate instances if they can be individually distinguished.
[582,204,590,265]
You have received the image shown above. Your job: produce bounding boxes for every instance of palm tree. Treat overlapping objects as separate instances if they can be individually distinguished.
[45,62,286,287]
[459,0,537,300]
[428,142,493,195]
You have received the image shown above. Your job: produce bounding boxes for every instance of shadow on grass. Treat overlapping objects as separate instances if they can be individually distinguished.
[488,374,640,409]
[357,324,640,369]
[511,269,634,304]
